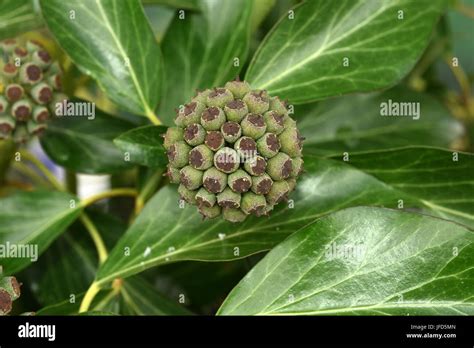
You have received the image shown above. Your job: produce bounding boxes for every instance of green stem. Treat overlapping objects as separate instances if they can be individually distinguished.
[19,150,63,191]
[146,109,162,125]
[11,162,51,187]
[81,188,138,207]
[79,281,101,313]
[80,213,108,264]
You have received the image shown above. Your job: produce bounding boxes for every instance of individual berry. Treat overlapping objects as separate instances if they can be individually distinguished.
[225,78,251,99]
[243,90,269,114]
[32,106,49,123]
[195,188,216,207]
[222,207,247,223]
[0,96,8,113]
[203,167,227,193]
[19,63,42,85]
[204,131,225,151]
[11,100,32,121]
[234,136,257,162]
[228,169,252,193]
[221,121,241,143]
[241,113,266,139]
[198,204,221,219]
[166,165,181,184]
[183,123,205,146]
[291,157,304,177]
[266,180,290,205]
[0,115,15,138]
[251,173,273,195]
[175,101,205,127]
[31,50,52,69]
[216,187,241,208]
[244,155,267,176]
[2,63,18,79]
[266,152,292,181]
[163,127,184,150]
[27,120,46,136]
[31,82,53,104]
[206,88,233,108]
[189,144,214,170]
[263,110,285,135]
[279,127,303,157]
[269,96,288,116]
[167,141,191,168]
[214,147,239,173]
[201,106,225,131]
[178,184,197,204]
[257,133,280,158]
[5,84,24,102]
[192,89,212,104]
[241,192,267,216]
[223,99,248,122]
[180,165,203,190]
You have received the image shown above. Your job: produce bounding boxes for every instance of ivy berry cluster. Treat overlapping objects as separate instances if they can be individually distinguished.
[164,79,304,222]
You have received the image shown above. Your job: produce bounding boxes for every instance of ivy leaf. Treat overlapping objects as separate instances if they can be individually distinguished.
[158,0,253,125]
[218,207,474,315]
[333,147,474,228]
[142,0,200,10]
[0,191,81,275]
[40,0,162,117]
[246,0,446,103]
[0,0,43,40]
[40,109,134,174]
[299,89,464,155]
[114,125,168,168]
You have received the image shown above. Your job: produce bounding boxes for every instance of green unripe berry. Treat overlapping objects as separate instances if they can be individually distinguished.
[204,131,225,151]
[180,165,203,190]
[241,192,267,216]
[31,82,53,105]
[223,99,248,122]
[223,207,247,222]
[216,187,241,208]
[257,133,281,158]
[166,165,181,184]
[279,127,303,157]
[27,120,46,135]
[263,110,285,135]
[189,144,214,170]
[228,169,252,193]
[195,188,216,207]
[26,39,42,53]
[287,178,297,192]
[266,180,290,205]
[19,63,42,85]
[198,204,221,219]
[0,96,8,114]
[251,173,273,195]
[201,106,225,131]
[0,39,17,52]
[214,147,239,173]
[31,50,52,69]
[266,152,292,181]
[243,90,269,114]
[192,89,212,104]
[163,127,184,150]
[203,167,227,193]
[0,276,21,301]
[206,88,233,108]
[234,136,257,162]
[0,115,15,137]
[291,157,304,177]
[167,141,191,168]
[178,184,197,204]
[11,99,32,121]
[269,96,288,116]
[32,106,49,123]
[5,84,24,102]
[221,121,241,143]
[241,114,266,139]
[2,63,18,79]
[175,101,205,127]
[48,73,62,90]
[244,155,267,176]
[183,123,205,146]
[225,79,251,99]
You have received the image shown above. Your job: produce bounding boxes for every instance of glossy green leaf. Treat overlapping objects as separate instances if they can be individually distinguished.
[218,207,474,315]
[96,146,473,285]
[334,147,474,228]
[114,125,168,168]
[40,110,134,174]
[0,0,43,40]
[142,0,199,10]
[0,191,81,275]
[158,0,253,125]
[23,210,125,306]
[40,0,162,117]
[246,0,445,103]
[299,89,464,156]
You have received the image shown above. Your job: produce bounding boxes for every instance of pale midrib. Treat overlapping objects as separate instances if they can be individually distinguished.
[94,0,152,115]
